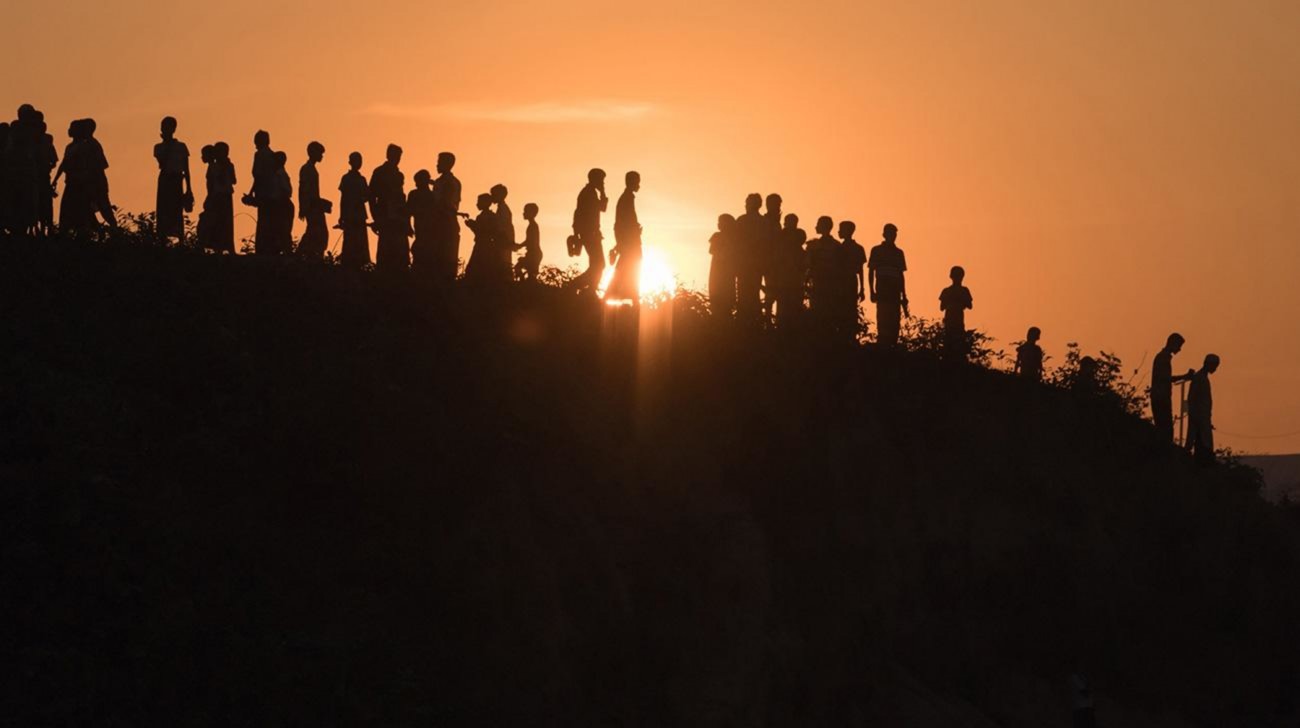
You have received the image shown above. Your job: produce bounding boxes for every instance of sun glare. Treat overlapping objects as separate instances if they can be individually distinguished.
[598,245,677,304]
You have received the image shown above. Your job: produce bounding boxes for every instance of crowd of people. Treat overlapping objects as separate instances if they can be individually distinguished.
[0,108,1224,462]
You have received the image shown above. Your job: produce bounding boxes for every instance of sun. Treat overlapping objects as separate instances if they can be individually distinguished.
[598,244,677,303]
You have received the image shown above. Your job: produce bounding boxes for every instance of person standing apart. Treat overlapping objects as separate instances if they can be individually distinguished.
[868,223,908,348]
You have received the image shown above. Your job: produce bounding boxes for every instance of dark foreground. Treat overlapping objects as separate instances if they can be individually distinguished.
[2,236,1298,726]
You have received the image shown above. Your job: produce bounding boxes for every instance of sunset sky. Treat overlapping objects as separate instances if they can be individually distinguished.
[5,0,1299,452]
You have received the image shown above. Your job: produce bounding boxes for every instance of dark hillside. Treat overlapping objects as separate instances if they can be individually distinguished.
[2,235,1298,726]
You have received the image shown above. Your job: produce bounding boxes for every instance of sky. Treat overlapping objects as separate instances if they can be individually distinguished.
[4,0,1299,452]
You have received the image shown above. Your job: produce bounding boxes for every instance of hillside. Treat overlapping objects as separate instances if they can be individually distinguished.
[2,234,1299,726]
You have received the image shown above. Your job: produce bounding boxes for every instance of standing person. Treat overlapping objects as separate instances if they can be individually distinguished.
[35,118,58,236]
[735,193,766,322]
[805,215,840,325]
[938,265,974,361]
[269,151,295,254]
[408,170,438,275]
[1151,333,1195,444]
[205,142,236,253]
[337,152,371,269]
[194,145,215,247]
[868,223,908,348]
[491,184,515,279]
[772,213,807,327]
[153,116,192,240]
[369,143,409,272]
[708,214,738,316]
[761,193,783,321]
[1185,353,1221,466]
[1014,327,1044,382]
[606,171,643,302]
[297,141,330,259]
[513,203,542,282]
[431,151,462,281]
[52,120,96,231]
[837,221,867,336]
[464,192,500,283]
[245,130,276,254]
[81,119,116,228]
[569,168,609,293]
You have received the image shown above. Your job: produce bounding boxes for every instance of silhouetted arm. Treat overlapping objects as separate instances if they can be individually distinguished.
[868,266,877,302]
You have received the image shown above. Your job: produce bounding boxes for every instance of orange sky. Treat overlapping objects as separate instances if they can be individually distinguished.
[5,0,1299,452]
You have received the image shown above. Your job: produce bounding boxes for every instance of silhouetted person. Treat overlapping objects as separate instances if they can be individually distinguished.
[337,151,371,269]
[33,112,58,236]
[195,145,215,246]
[1151,333,1195,444]
[153,116,192,239]
[708,213,738,316]
[246,130,276,254]
[268,151,295,254]
[735,193,766,322]
[607,171,643,301]
[761,193,783,320]
[204,142,236,253]
[869,223,908,348]
[939,265,973,361]
[52,119,97,231]
[82,119,116,228]
[1075,356,1100,396]
[408,169,438,274]
[838,221,867,335]
[772,213,807,327]
[1014,327,1044,382]
[491,184,515,279]
[513,202,542,282]
[1185,353,1220,466]
[297,141,331,259]
[431,152,462,281]
[805,215,840,325]
[6,104,54,235]
[370,143,409,272]
[569,168,609,292]
[465,192,504,283]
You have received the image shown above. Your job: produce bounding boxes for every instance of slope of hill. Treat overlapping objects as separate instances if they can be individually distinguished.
[2,234,1298,726]
[1243,454,1300,504]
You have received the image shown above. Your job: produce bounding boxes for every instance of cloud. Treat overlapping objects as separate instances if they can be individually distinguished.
[363,100,659,124]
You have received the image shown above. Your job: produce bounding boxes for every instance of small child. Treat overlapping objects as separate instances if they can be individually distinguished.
[464,192,499,282]
[938,265,974,360]
[1015,326,1044,382]
[513,202,542,282]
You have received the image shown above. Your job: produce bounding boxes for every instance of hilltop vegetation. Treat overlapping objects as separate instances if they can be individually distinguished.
[2,231,1298,726]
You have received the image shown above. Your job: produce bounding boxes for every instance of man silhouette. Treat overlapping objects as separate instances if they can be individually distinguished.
[805,215,840,325]
[207,142,236,253]
[269,151,295,254]
[1151,333,1195,443]
[569,168,609,293]
[838,221,867,336]
[735,193,766,322]
[465,192,502,283]
[939,265,974,361]
[1185,354,1221,466]
[153,117,192,240]
[247,130,276,254]
[297,141,330,259]
[370,143,409,272]
[773,213,807,327]
[491,184,514,278]
[82,119,116,229]
[431,152,462,282]
[761,193,783,320]
[513,203,542,282]
[868,223,908,348]
[337,151,371,269]
[1014,327,1044,382]
[607,171,643,301]
[708,214,738,316]
[408,170,438,275]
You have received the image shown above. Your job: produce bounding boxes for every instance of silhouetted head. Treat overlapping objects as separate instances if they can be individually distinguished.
[950,265,965,283]
[84,118,97,136]
[882,223,898,244]
[1203,354,1220,373]
[17,104,36,121]
[214,142,230,159]
[386,144,402,164]
[254,130,270,149]
[437,152,456,173]
[307,141,325,162]
[201,145,214,164]
[838,220,856,240]
[784,213,799,230]
[1079,356,1098,380]
[1026,326,1041,343]
[766,193,782,214]
[588,168,606,186]
[490,184,508,202]
[476,192,493,211]
[348,151,362,170]
[66,120,81,139]
[1165,333,1185,354]
[414,169,432,188]
[816,216,834,235]
[625,170,640,192]
[160,116,178,139]
[744,194,762,214]
[716,213,735,232]
[274,151,288,168]
[523,202,539,219]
